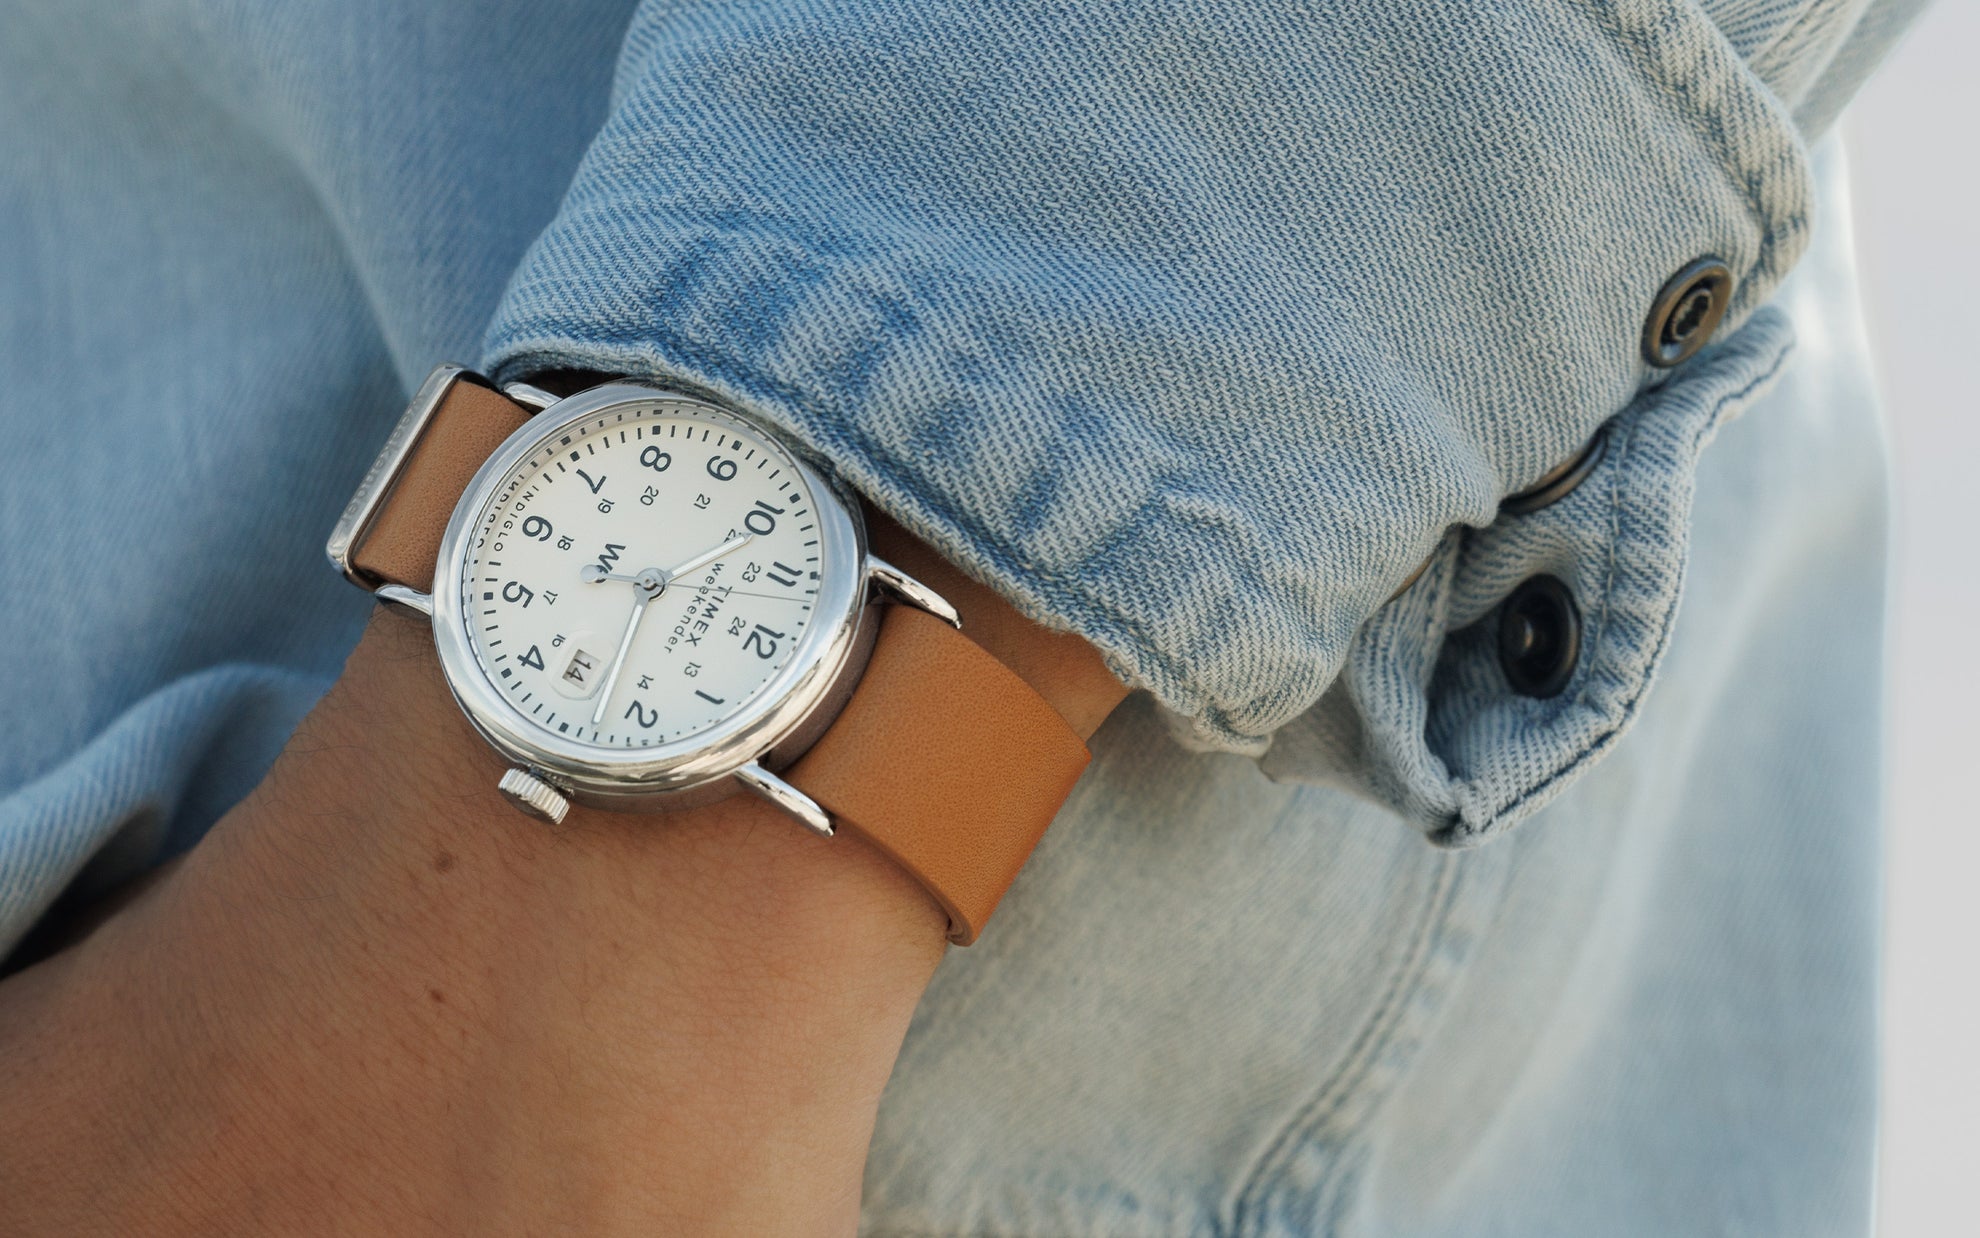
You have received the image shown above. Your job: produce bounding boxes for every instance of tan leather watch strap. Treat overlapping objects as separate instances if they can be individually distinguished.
[784,604,1091,945]
[346,368,1090,944]
[348,377,534,592]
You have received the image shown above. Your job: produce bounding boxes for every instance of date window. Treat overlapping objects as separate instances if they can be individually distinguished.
[561,648,600,692]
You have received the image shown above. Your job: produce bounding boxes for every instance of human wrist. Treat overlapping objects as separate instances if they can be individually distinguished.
[259,600,954,1019]
[0,500,1126,1235]
[0,608,944,1237]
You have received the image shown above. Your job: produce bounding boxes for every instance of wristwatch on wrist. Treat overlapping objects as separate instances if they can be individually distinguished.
[326,365,1089,944]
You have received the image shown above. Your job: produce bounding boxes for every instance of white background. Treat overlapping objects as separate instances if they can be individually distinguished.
[1843,3,1979,1232]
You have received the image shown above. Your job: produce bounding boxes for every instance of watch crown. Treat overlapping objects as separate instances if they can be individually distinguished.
[498,768,571,824]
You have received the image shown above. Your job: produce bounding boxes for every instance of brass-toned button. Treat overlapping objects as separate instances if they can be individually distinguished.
[1502,429,1607,516]
[1498,575,1581,698]
[1643,257,1733,367]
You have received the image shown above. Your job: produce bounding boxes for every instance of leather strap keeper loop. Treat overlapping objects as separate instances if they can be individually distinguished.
[785,605,1091,944]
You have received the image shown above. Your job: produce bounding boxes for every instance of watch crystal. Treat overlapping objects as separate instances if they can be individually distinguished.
[461,399,825,749]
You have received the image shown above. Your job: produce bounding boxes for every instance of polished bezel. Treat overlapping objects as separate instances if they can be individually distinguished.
[428,381,872,808]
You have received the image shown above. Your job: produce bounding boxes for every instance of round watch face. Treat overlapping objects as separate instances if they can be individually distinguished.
[431,385,867,792]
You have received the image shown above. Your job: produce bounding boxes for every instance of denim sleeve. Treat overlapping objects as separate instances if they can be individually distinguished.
[484,0,1910,841]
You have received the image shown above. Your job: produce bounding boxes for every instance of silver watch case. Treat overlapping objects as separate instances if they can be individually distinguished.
[328,370,959,826]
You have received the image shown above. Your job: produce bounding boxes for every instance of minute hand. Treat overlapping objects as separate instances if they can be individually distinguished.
[661,533,753,582]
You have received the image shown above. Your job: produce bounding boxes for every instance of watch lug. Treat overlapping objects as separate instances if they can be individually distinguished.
[375,582,434,619]
[735,763,834,837]
[500,381,560,412]
[865,555,962,629]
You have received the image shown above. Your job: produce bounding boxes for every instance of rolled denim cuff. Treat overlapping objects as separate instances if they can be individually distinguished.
[1261,309,1797,839]
[486,0,1817,834]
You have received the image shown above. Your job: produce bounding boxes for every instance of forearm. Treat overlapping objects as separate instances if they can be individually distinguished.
[0,537,1123,1236]
[0,614,925,1232]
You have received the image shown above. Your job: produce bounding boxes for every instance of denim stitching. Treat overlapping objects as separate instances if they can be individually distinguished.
[1752,0,1847,86]
[1455,336,1795,836]
[1224,853,1464,1237]
[1573,0,1811,287]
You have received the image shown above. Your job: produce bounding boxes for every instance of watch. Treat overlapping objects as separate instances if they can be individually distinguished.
[326,365,1090,944]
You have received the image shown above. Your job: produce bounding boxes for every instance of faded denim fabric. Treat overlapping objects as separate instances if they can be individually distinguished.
[0,1,1905,1233]
[873,150,1883,1233]
[482,0,1914,842]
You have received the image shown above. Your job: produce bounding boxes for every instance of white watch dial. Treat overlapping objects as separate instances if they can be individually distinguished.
[460,398,825,749]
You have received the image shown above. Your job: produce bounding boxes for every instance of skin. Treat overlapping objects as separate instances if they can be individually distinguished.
[0,516,1128,1236]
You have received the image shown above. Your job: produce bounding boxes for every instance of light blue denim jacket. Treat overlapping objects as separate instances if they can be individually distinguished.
[0,1,1916,1232]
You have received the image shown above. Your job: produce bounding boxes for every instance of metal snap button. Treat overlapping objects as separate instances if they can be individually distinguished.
[1502,428,1608,516]
[1497,575,1581,698]
[1643,257,1732,367]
